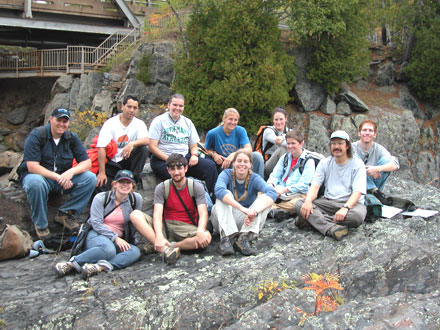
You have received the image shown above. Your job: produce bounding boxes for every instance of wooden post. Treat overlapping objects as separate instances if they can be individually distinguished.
[81,46,84,73]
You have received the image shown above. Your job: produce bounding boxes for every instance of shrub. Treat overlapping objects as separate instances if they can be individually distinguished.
[69,109,108,142]
[173,0,296,133]
[405,14,440,103]
[136,54,151,84]
[287,0,372,93]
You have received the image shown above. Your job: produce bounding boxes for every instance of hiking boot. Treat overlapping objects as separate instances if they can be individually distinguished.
[372,189,391,206]
[143,242,155,255]
[162,245,180,265]
[34,225,50,239]
[54,210,79,231]
[220,236,235,256]
[234,233,257,256]
[327,225,349,241]
[269,209,291,221]
[81,260,112,280]
[295,216,312,229]
[54,261,74,277]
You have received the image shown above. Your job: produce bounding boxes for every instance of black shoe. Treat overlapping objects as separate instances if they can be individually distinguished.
[327,225,349,241]
[220,236,235,256]
[234,234,257,256]
[295,216,312,229]
[269,209,291,221]
[372,190,391,205]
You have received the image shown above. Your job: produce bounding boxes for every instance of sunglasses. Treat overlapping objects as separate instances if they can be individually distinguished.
[167,163,184,170]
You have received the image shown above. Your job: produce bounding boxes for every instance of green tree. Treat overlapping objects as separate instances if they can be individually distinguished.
[285,0,372,93]
[378,0,440,102]
[173,0,296,133]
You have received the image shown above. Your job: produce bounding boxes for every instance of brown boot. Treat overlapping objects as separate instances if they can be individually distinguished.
[54,210,79,231]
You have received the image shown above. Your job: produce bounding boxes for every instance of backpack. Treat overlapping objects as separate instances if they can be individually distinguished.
[253,126,278,162]
[282,150,325,197]
[364,193,383,223]
[69,191,137,257]
[0,225,33,261]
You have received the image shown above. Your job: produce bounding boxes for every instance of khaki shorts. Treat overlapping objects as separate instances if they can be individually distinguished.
[142,212,200,242]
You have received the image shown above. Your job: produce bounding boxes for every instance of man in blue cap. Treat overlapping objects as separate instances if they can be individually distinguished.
[19,107,97,238]
[294,130,367,240]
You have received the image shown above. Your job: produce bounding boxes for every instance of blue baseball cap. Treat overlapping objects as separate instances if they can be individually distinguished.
[114,170,135,184]
[51,107,71,119]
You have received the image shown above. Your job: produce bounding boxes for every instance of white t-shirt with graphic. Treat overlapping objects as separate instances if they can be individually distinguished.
[148,112,200,156]
[97,114,149,162]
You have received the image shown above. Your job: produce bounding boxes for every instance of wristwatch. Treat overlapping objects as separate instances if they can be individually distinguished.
[343,205,351,210]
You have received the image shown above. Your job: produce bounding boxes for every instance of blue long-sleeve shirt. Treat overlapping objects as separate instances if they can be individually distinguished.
[215,169,277,207]
[267,150,316,194]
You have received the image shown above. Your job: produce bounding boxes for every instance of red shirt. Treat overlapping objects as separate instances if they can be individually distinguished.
[284,157,298,182]
[164,185,198,225]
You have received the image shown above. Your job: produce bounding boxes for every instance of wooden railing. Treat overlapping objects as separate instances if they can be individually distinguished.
[0,26,141,78]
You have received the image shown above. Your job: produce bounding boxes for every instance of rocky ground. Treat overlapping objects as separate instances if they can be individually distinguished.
[1,176,440,329]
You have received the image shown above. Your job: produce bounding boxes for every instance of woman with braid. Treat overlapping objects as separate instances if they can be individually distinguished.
[210,149,277,256]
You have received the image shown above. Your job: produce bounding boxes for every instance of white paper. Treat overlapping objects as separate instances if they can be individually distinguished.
[381,205,403,219]
[401,209,439,218]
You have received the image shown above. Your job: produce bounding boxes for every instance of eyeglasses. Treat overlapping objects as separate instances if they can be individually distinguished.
[167,163,184,170]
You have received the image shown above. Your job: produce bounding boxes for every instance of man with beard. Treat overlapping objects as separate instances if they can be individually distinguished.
[130,153,211,264]
[294,131,367,240]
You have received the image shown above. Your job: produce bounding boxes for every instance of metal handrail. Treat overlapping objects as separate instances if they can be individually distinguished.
[0,27,141,76]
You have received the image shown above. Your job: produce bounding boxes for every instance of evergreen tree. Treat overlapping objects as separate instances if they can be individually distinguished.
[173,0,296,133]
[285,0,372,93]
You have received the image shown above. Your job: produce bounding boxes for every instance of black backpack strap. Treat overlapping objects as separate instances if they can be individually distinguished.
[35,126,48,148]
[128,192,137,210]
[171,180,198,226]
[262,126,278,156]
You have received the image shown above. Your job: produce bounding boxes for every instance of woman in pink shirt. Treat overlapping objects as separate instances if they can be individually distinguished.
[55,170,142,279]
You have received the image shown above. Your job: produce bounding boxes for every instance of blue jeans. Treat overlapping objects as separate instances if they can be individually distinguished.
[251,151,264,178]
[73,230,140,270]
[22,171,97,229]
[367,157,392,191]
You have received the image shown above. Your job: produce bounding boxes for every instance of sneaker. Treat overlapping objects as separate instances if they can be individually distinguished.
[295,216,312,229]
[81,260,113,280]
[143,242,155,255]
[269,209,291,221]
[81,263,100,280]
[34,225,50,239]
[220,236,235,256]
[373,190,391,206]
[162,245,180,265]
[54,210,80,231]
[234,233,257,256]
[327,225,349,241]
[54,261,73,277]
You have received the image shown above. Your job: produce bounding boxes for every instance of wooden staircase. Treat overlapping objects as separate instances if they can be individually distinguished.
[0,26,142,78]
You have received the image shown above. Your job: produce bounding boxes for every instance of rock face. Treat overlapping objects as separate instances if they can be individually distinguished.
[291,47,327,112]
[1,177,440,329]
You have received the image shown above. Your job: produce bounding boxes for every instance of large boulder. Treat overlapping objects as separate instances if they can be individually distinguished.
[1,177,440,329]
[7,106,28,125]
[91,90,113,117]
[76,72,104,111]
[375,61,395,86]
[50,75,73,95]
[390,87,424,120]
[335,89,369,112]
[291,47,327,112]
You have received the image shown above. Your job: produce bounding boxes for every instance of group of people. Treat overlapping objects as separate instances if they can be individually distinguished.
[18,93,399,279]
